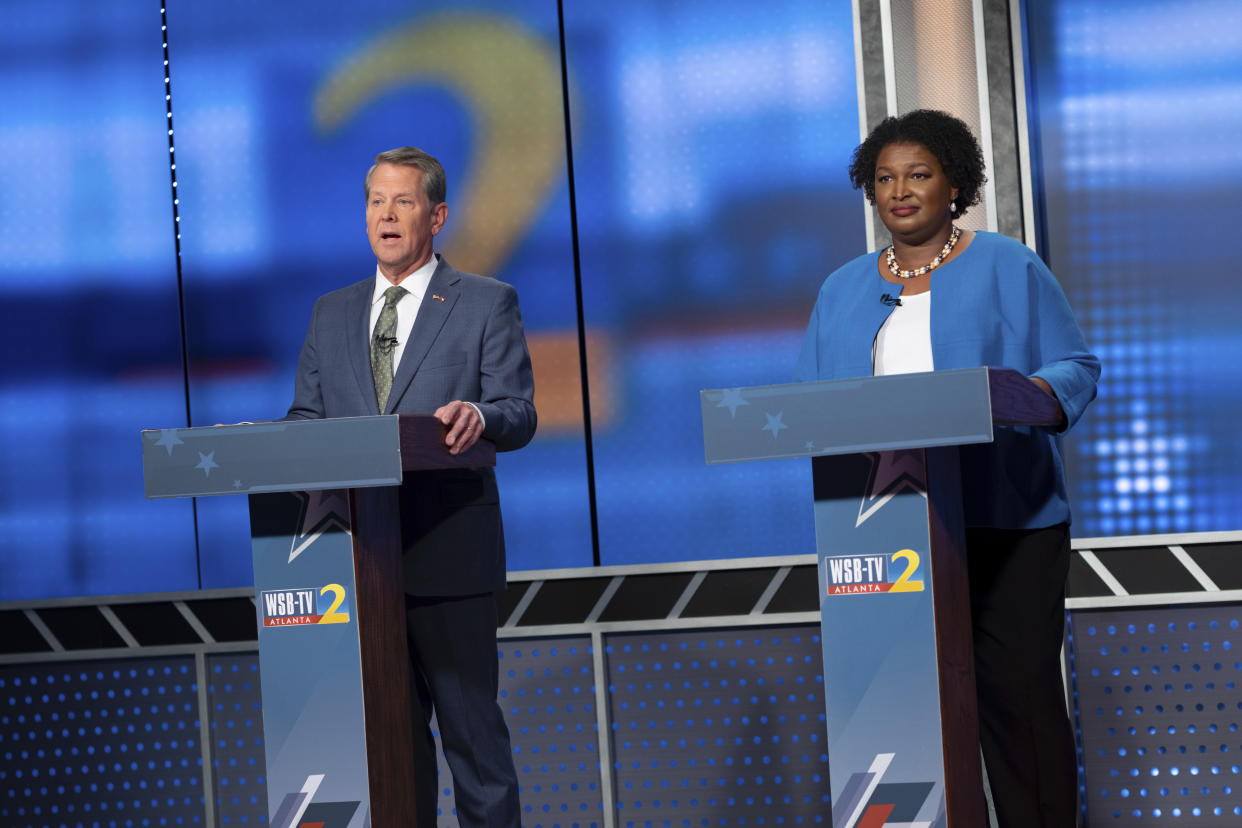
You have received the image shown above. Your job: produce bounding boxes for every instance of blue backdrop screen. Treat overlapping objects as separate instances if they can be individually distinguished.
[563,2,863,565]
[1025,0,1242,536]
[0,0,863,599]
[12,0,1230,601]
[166,0,596,586]
[0,4,199,597]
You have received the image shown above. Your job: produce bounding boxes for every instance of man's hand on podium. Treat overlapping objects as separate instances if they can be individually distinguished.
[436,401,483,455]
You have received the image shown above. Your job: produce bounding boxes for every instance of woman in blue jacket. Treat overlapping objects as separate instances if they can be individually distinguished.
[797,109,1099,827]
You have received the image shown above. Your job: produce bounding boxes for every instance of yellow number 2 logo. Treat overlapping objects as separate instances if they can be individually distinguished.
[889,549,925,593]
[318,583,351,624]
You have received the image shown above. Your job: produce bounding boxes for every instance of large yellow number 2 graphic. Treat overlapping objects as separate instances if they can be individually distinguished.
[318,583,350,624]
[889,549,925,593]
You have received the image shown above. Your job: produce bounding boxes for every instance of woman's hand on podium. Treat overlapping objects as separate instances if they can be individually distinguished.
[1028,376,1067,430]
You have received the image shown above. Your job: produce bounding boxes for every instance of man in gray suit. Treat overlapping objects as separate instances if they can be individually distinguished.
[285,146,535,827]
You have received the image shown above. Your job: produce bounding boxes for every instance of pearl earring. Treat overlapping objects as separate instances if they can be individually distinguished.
[950,200,957,214]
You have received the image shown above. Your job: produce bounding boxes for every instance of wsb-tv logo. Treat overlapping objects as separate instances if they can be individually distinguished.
[260,584,351,627]
[821,550,925,596]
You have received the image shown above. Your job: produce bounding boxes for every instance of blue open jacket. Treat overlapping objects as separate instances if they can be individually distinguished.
[796,231,1100,529]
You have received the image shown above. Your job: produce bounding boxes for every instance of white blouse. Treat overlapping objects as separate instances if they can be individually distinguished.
[872,290,934,376]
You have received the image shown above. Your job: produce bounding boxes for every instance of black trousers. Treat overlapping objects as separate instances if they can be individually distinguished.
[967,524,1078,828]
[405,593,521,828]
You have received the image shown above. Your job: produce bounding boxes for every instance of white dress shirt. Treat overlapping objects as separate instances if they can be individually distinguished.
[369,254,485,425]
[369,254,439,370]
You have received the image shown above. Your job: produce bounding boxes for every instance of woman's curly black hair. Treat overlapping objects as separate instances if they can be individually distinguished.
[848,109,986,219]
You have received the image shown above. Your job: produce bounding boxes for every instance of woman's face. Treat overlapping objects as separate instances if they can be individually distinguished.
[873,141,958,243]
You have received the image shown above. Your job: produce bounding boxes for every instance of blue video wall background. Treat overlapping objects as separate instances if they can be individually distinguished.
[0,0,862,600]
[1024,0,1242,537]
[2,0,1239,601]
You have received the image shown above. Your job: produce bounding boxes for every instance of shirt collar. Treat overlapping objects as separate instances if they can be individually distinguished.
[372,253,439,307]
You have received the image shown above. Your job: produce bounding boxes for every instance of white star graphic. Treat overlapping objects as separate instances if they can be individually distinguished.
[762,411,787,439]
[195,451,219,477]
[804,440,816,451]
[716,388,750,418]
[233,480,242,489]
[289,489,351,562]
[155,429,184,456]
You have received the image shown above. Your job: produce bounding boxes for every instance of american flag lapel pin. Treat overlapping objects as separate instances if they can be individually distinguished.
[432,294,446,302]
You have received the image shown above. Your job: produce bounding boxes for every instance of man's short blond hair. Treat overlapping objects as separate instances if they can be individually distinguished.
[364,146,447,206]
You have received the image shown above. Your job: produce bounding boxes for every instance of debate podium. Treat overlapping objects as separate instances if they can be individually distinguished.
[701,367,1061,828]
[142,414,495,827]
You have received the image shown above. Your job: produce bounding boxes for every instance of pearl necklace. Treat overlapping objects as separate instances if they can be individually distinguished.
[886,226,961,279]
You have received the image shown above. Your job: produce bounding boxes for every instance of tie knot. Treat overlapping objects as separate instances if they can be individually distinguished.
[382,285,407,307]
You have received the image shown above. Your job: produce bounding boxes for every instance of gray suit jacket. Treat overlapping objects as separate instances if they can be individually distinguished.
[285,257,536,595]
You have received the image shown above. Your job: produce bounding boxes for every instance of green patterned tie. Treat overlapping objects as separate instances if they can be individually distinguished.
[370,285,407,412]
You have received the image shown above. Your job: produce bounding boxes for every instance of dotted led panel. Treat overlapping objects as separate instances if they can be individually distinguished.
[1027,0,1242,536]
[1069,605,1242,824]
[604,626,830,826]
[206,653,266,824]
[436,636,603,828]
[0,657,205,826]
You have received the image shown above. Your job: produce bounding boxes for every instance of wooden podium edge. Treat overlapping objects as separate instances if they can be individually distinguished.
[925,446,987,826]
[349,421,497,825]
[398,414,496,471]
[349,486,420,824]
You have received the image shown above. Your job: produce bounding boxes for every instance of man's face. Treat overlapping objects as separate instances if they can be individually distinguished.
[365,163,448,283]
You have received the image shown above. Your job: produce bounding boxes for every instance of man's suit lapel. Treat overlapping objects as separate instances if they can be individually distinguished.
[385,260,461,413]
[344,279,380,413]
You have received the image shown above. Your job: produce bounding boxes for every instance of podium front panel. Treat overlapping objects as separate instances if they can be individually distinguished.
[249,491,370,827]
[698,369,1014,826]
[813,451,947,827]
